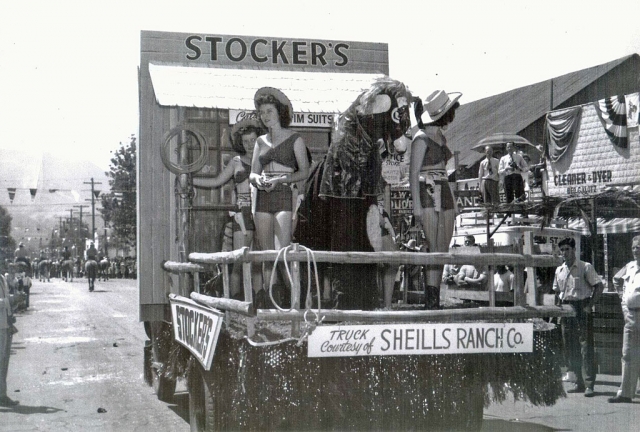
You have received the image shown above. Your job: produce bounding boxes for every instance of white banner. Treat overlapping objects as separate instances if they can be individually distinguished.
[169,294,224,370]
[308,322,533,357]
[229,109,335,128]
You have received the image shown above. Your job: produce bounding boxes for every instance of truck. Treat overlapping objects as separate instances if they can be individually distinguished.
[138,30,575,431]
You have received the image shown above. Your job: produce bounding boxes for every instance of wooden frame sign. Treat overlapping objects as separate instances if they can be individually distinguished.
[169,294,224,370]
[308,323,533,357]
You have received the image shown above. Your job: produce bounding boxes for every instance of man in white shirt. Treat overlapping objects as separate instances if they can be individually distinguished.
[609,235,640,403]
[498,142,528,203]
[478,146,500,205]
[553,237,603,397]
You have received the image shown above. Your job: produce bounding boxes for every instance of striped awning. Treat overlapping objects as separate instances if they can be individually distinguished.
[148,63,384,113]
[566,217,640,235]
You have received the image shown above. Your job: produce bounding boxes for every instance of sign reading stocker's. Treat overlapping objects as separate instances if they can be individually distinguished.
[308,323,533,357]
[169,294,223,370]
[185,35,350,67]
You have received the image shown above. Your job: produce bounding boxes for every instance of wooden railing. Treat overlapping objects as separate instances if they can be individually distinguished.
[162,244,575,324]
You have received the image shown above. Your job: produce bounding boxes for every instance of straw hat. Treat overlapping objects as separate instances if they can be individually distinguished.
[421,90,462,124]
[231,118,263,137]
[254,87,293,118]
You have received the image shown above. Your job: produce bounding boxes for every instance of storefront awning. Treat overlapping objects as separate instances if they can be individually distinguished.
[566,218,640,235]
[148,63,384,113]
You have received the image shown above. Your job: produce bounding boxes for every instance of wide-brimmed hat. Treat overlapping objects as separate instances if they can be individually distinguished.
[254,87,293,118]
[402,239,421,251]
[231,118,263,137]
[421,90,462,124]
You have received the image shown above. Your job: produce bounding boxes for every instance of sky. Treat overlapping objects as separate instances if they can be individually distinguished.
[1,0,639,171]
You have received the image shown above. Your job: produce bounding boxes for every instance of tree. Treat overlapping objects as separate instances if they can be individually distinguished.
[101,135,137,253]
[0,205,17,274]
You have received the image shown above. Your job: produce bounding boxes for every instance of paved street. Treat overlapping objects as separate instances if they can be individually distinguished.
[2,276,640,431]
[1,277,189,431]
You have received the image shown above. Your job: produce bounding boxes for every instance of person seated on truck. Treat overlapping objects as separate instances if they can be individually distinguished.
[193,119,265,301]
[442,263,461,286]
[453,236,488,290]
[494,265,514,292]
[249,87,311,308]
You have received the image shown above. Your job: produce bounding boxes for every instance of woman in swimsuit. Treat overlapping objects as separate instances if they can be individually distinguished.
[193,119,263,299]
[249,87,310,304]
[409,90,461,308]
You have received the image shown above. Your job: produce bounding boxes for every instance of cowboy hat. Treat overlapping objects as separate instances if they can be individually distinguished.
[402,239,421,251]
[421,90,462,124]
[254,87,293,118]
[231,118,263,137]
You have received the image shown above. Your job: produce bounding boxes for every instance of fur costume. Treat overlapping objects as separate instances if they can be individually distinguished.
[294,77,412,310]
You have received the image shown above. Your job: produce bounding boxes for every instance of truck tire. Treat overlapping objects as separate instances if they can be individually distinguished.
[150,321,177,403]
[189,364,216,432]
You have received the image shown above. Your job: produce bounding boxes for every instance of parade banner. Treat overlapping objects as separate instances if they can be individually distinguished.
[169,294,224,370]
[308,322,533,357]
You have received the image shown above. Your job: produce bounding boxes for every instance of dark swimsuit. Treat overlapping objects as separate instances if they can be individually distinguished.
[256,133,302,213]
[413,128,455,211]
[232,158,255,231]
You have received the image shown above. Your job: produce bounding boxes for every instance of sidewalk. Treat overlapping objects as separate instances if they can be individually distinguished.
[482,373,639,431]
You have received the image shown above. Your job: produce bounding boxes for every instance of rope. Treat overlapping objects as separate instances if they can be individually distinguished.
[263,244,325,346]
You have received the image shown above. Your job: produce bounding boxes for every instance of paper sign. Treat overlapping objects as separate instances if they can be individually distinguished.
[308,322,533,357]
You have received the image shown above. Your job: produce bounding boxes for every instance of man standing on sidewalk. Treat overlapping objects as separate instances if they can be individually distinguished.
[553,237,604,397]
[0,272,19,407]
[609,235,640,403]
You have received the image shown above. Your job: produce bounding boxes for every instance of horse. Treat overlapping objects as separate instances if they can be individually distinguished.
[38,259,51,282]
[98,258,110,281]
[60,259,75,282]
[294,77,412,310]
[85,259,98,291]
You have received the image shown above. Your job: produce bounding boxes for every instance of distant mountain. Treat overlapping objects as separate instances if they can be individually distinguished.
[0,148,110,256]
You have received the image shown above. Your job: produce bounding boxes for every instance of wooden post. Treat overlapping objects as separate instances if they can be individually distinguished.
[222,264,231,323]
[487,238,495,307]
[291,243,301,337]
[523,231,537,306]
[513,237,526,306]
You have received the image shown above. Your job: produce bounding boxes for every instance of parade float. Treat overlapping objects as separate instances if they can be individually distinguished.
[138,30,574,431]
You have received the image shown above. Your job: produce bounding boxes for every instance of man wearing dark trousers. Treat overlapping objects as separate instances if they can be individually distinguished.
[553,237,604,397]
[0,273,19,407]
[498,142,527,203]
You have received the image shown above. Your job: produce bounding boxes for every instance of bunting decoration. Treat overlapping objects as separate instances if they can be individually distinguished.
[545,106,582,163]
[30,188,37,200]
[8,188,16,203]
[627,92,639,128]
[594,95,628,148]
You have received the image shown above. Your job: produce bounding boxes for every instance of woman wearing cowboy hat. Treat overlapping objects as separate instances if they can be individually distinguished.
[194,119,265,300]
[409,90,462,309]
[249,87,311,306]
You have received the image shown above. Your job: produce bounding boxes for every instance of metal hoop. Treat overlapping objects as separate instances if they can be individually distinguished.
[160,127,209,174]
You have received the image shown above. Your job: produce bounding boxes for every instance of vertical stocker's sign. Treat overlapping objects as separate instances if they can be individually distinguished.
[169,295,224,370]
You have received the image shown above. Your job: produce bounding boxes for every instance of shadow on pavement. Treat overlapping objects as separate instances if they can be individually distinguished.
[167,392,189,424]
[0,404,64,415]
[482,418,569,431]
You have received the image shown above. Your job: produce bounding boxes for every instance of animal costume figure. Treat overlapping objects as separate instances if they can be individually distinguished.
[295,77,412,310]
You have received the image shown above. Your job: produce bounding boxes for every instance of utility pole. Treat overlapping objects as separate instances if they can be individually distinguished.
[73,204,88,225]
[84,178,102,241]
